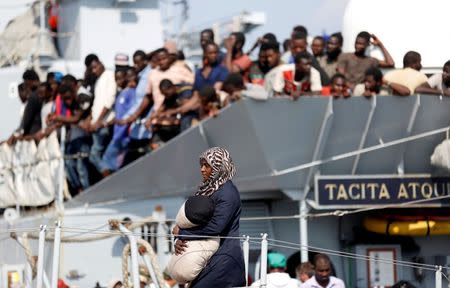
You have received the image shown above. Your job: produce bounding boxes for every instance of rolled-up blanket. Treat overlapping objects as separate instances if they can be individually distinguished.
[168,195,219,283]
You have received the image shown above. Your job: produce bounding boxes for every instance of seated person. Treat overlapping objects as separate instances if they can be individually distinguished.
[383,51,427,96]
[353,67,391,97]
[146,79,181,144]
[273,52,322,99]
[321,73,350,97]
[415,60,450,96]
[167,195,218,284]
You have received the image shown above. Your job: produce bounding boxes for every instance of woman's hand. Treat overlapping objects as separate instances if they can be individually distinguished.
[174,239,188,255]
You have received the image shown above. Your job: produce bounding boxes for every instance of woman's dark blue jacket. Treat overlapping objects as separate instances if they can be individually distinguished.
[179,180,245,288]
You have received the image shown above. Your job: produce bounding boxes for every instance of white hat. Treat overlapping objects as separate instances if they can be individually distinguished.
[114,53,129,66]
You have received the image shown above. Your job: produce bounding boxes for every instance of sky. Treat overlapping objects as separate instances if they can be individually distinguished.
[183,0,349,49]
[1,0,350,50]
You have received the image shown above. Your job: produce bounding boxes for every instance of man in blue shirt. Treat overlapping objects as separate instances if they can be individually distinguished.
[161,43,229,128]
[193,42,229,92]
[123,50,152,124]
[100,68,137,175]
[118,50,157,167]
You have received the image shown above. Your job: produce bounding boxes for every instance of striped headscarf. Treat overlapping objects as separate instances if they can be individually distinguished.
[196,147,236,196]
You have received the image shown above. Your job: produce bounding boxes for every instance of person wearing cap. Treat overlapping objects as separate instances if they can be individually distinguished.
[164,41,178,62]
[164,40,193,72]
[115,53,130,72]
[251,252,301,288]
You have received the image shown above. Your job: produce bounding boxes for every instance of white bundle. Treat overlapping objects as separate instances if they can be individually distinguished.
[431,138,450,171]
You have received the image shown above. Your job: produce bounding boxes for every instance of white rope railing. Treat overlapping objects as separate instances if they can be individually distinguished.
[2,224,449,270]
[3,222,449,288]
[5,192,447,235]
[2,190,450,238]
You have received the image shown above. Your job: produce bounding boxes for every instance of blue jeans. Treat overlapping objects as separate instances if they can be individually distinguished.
[100,137,128,172]
[89,127,111,173]
[65,137,91,190]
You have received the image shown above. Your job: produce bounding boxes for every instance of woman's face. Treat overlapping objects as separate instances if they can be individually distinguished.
[200,159,212,181]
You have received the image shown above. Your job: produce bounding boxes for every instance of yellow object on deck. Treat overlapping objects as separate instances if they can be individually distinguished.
[363,217,450,236]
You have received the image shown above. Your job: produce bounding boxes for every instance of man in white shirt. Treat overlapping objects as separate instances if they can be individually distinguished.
[263,41,284,95]
[251,252,300,288]
[301,254,345,288]
[383,51,428,96]
[86,55,117,174]
[415,60,450,96]
[273,52,322,99]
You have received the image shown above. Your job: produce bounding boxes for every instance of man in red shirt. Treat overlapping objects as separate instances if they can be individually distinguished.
[225,32,252,76]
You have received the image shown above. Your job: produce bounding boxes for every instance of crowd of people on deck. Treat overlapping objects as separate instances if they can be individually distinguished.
[5,25,450,195]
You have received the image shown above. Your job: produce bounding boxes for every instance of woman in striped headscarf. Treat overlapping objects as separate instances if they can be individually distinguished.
[173,147,245,288]
[197,147,236,196]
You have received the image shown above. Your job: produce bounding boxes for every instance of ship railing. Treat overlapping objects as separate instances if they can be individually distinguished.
[2,224,449,288]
